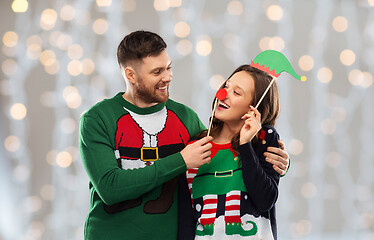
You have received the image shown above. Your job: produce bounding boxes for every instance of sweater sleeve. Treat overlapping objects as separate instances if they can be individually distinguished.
[178,173,196,240]
[79,113,187,205]
[239,126,280,212]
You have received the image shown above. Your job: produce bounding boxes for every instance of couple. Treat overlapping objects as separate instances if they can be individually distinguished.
[79,30,289,240]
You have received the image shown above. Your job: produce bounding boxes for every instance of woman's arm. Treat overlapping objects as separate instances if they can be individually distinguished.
[240,126,280,212]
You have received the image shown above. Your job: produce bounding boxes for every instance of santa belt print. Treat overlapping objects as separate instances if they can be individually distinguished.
[119,143,184,161]
[195,168,242,178]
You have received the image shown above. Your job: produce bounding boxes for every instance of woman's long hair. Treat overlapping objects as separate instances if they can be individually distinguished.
[197,64,280,154]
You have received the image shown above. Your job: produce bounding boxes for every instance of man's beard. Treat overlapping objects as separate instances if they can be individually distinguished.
[135,79,169,104]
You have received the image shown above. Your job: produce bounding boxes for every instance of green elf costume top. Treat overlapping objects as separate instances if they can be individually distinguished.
[179,50,306,240]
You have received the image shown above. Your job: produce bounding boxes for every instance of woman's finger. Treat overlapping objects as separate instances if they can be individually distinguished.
[250,105,261,118]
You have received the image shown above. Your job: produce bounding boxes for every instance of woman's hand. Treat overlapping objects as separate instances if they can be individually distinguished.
[240,106,262,145]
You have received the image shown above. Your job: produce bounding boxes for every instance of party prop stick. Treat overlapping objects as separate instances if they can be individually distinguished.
[207,88,227,137]
[255,76,277,109]
[207,99,218,137]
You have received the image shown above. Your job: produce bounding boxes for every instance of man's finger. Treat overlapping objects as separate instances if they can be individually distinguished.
[202,150,211,158]
[267,146,288,159]
[196,136,213,145]
[202,143,212,152]
[278,140,285,150]
[273,165,286,176]
[266,157,286,171]
[264,152,287,165]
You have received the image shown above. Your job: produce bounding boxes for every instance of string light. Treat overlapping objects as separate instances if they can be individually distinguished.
[298,55,314,71]
[332,16,348,32]
[266,5,283,21]
[209,74,225,90]
[154,0,169,11]
[11,0,28,13]
[2,59,18,75]
[60,5,75,21]
[340,49,356,66]
[174,21,190,38]
[121,0,136,12]
[96,0,112,7]
[227,1,243,16]
[4,135,20,152]
[56,151,73,168]
[317,67,333,83]
[40,9,58,30]
[92,18,108,35]
[10,103,27,120]
[2,31,18,47]
[196,36,212,56]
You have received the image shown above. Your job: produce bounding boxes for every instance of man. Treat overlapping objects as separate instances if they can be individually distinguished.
[79,30,289,239]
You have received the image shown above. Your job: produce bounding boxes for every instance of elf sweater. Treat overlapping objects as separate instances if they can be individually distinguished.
[180,125,280,240]
[79,92,205,240]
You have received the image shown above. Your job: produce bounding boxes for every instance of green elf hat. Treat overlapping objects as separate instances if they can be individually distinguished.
[250,50,307,81]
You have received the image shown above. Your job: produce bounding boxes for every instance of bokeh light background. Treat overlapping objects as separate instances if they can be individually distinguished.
[1,0,374,239]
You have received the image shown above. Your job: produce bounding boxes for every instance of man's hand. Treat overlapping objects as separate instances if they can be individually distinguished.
[264,140,289,176]
[181,136,213,169]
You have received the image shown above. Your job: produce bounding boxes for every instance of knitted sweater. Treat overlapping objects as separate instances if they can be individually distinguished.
[79,92,205,240]
[179,125,280,240]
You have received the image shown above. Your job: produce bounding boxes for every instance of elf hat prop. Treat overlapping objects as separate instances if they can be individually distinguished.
[250,50,306,109]
[250,50,307,82]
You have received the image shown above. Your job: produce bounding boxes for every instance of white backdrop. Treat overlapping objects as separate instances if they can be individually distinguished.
[1,0,374,239]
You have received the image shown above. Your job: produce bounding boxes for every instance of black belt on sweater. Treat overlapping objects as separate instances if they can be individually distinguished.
[195,168,243,178]
[119,143,184,161]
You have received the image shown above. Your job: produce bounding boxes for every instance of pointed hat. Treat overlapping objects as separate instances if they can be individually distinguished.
[250,50,306,81]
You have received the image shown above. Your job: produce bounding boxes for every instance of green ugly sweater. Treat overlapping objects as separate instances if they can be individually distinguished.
[79,92,205,240]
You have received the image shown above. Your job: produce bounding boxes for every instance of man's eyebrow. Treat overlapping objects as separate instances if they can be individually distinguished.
[150,61,172,73]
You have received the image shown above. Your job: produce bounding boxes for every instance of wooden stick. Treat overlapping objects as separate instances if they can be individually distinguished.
[255,76,277,109]
[207,98,218,137]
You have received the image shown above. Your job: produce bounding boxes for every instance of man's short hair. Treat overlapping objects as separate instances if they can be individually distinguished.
[117,30,167,67]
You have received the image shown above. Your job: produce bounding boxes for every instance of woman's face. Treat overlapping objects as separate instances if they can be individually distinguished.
[214,70,255,125]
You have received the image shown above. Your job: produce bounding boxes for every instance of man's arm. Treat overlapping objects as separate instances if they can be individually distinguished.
[79,113,211,205]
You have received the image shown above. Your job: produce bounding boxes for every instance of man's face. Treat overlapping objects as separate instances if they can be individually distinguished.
[133,50,172,105]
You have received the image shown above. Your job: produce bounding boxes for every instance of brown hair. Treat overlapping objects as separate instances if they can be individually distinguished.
[197,64,280,154]
[117,30,167,67]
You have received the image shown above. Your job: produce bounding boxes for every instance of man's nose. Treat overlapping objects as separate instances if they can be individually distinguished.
[162,71,172,82]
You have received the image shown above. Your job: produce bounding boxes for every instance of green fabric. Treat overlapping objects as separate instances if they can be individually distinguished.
[193,148,246,199]
[79,92,205,240]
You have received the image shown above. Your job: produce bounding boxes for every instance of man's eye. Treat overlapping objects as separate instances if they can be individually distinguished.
[234,91,240,95]
[154,70,161,74]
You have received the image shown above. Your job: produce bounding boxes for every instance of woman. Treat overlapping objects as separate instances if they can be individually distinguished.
[181,64,282,240]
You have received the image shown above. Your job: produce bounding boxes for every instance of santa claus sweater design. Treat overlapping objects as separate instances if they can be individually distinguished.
[79,92,205,240]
